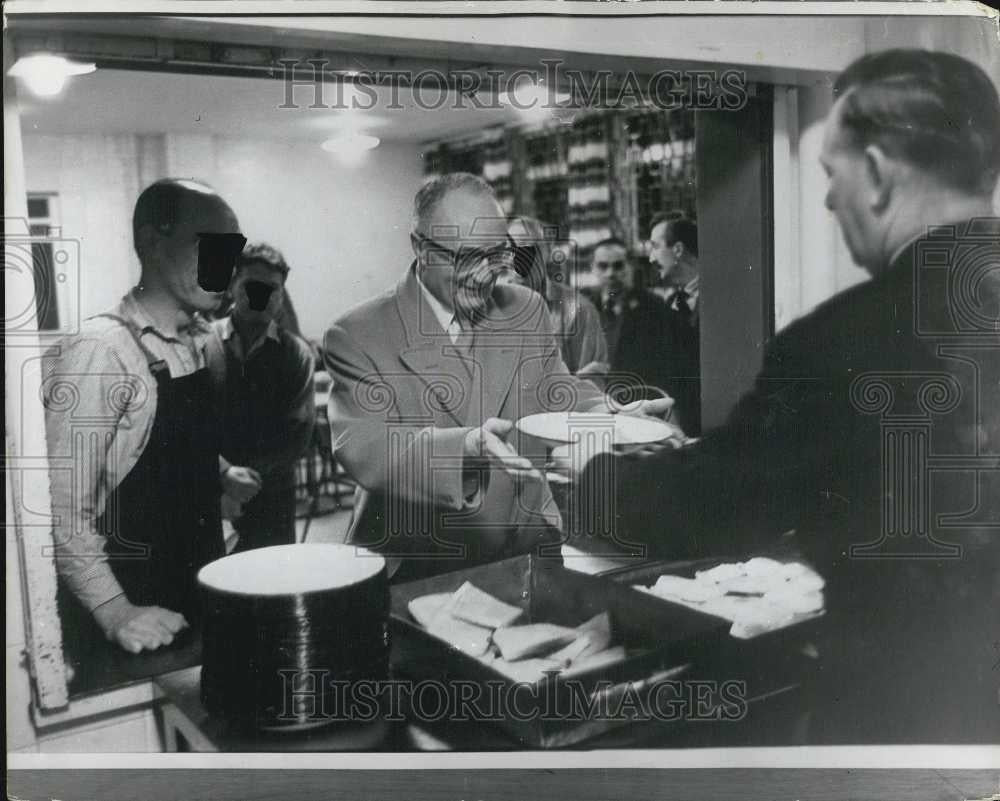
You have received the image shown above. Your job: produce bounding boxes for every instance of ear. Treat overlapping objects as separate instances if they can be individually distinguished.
[672,241,686,260]
[863,144,893,213]
[134,223,159,262]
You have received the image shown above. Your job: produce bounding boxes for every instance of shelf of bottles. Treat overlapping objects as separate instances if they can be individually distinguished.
[566,113,614,255]
[623,108,697,247]
[421,105,697,265]
[422,142,485,183]
[481,131,514,216]
[523,129,567,232]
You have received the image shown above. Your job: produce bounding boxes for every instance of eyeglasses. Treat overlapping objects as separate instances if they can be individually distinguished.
[511,244,542,278]
[594,259,627,272]
[413,232,515,270]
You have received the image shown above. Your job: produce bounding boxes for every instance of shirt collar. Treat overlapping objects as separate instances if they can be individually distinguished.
[218,315,280,361]
[219,315,280,342]
[416,270,459,335]
[120,288,212,341]
[667,277,699,310]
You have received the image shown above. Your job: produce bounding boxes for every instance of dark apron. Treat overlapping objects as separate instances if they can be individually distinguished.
[58,315,224,664]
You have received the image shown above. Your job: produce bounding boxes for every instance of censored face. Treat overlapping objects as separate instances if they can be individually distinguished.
[149,196,242,315]
[231,260,285,323]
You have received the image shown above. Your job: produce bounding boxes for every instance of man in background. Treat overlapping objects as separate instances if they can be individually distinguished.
[647,214,701,433]
[506,216,609,378]
[581,237,675,407]
[210,243,316,552]
[44,179,257,655]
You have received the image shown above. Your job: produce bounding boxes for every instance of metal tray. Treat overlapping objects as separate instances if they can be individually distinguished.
[389,554,729,748]
[597,550,824,709]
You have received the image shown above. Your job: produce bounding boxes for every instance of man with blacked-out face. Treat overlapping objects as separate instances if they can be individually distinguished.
[44,179,254,657]
[209,243,316,553]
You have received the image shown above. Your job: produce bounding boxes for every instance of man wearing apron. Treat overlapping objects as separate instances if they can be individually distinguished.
[44,179,255,656]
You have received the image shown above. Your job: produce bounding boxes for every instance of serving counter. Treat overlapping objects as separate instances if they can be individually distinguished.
[148,546,819,752]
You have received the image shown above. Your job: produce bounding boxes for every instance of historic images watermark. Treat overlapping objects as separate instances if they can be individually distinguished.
[277,670,748,726]
[277,58,749,113]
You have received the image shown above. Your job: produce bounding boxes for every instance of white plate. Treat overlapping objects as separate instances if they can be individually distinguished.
[198,543,384,596]
[516,411,673,447]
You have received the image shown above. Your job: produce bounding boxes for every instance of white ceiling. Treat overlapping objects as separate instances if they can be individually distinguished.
[16,68,521,144]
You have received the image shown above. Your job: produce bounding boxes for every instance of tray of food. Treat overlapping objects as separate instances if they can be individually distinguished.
[389,554,729,748]
[600,553,826,640]
[592,549,827,737]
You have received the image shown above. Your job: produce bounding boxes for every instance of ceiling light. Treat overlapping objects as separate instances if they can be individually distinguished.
[321,132,380,166]
[9,54,96,98]
[321,132,380,154]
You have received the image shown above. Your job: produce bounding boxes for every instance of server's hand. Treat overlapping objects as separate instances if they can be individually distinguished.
[93,596,189,653]
[222,465,262,502]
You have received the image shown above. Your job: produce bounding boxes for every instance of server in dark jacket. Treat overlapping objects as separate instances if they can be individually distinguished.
[210,243,316,552]
[575,50,1000,743]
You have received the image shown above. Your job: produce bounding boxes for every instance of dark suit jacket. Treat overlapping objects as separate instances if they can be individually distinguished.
[586,219,1000,742]
[324,266,604,582]
[583,287,702,433]
[662,294,701,434]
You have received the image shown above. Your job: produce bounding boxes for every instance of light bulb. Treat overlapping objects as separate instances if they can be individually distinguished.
[9,54,96,98]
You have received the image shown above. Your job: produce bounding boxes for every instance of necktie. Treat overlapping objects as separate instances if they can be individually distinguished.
[603,298,623,356]
[604,298,618,326]
[450,318,476,378]
[673,289,693,327]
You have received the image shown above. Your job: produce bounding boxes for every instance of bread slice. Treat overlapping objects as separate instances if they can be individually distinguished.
[425,615,493,657]
[407,592,454,627]
[560,645,627,679]
[443,581,524,629]
[492,623,577,661]
[491,657,562,684]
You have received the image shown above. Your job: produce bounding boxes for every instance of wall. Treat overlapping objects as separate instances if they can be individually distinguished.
[21,133,425,342]
[773,84,868,331]
[211,137,423,341]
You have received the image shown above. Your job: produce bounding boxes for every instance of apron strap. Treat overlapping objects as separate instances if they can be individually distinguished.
[91,313,165,371]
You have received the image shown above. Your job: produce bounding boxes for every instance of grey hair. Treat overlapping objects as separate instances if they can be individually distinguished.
[412,172,498,234]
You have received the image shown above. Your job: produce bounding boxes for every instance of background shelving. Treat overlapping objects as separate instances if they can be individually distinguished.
[421,106,697,277]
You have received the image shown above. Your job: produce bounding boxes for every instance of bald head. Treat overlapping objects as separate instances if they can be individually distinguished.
[133,179,238,256]
[132,178,241,315]
[412,173,506,242]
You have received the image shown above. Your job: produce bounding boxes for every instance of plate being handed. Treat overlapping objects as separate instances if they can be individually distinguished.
[516,411,674,449]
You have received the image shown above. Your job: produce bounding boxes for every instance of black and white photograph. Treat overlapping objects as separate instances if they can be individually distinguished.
[4,2,999,799]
